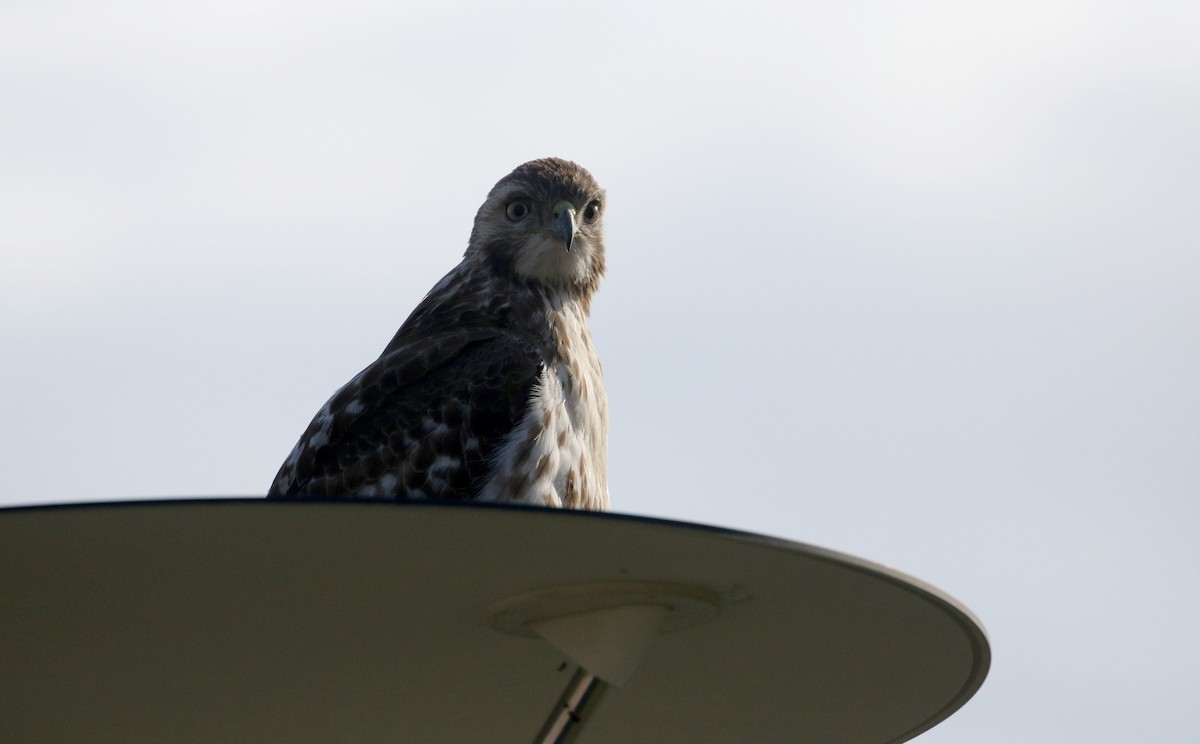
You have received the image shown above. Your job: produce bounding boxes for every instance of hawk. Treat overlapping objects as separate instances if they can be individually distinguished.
[267,158,609,510]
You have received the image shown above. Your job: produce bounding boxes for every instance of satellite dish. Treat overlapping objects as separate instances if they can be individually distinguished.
[1,500,988,743]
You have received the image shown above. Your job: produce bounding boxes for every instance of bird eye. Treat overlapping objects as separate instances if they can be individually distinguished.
[583,201,601,223]
[505,201,530,221]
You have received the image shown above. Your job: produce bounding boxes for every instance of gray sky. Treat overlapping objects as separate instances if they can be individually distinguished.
[3,1,1198,741]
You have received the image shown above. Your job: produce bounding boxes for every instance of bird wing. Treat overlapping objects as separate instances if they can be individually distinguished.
[267,329,542,499]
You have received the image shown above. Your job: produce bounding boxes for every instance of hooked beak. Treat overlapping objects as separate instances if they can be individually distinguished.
[551,200,578,251]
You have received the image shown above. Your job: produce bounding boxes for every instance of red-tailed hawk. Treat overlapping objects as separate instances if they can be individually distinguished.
[267,158,609,510]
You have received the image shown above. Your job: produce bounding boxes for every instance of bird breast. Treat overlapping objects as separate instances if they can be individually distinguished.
[478,301,609,510]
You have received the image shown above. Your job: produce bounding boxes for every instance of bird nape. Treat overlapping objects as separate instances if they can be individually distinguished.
[267,158,609,511]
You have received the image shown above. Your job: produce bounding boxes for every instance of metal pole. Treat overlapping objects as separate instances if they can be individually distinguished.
[533,667,609,744]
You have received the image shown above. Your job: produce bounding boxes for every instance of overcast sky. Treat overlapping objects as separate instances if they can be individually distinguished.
[3,1,1198,742]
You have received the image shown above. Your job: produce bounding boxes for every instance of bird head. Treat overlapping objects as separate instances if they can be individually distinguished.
[466,158,606,297]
